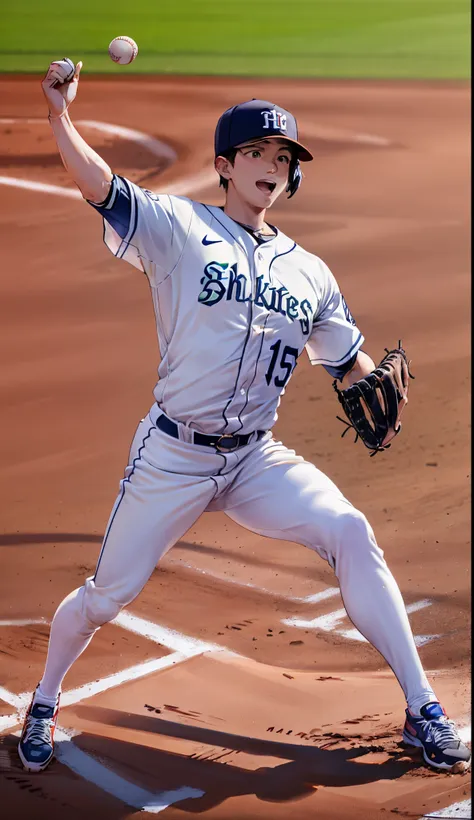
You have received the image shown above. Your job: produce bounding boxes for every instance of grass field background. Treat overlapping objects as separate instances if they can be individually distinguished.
[0,0,470,78]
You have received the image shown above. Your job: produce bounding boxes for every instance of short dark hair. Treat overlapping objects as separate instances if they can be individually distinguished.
[218,148,238,191]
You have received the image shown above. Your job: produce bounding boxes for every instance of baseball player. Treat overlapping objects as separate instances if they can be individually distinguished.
[18,59,470,776]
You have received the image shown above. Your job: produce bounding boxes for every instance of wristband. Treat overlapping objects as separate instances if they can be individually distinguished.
[48,110,68,123]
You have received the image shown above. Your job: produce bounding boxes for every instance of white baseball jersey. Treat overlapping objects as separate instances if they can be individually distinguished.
[91,175,364,435]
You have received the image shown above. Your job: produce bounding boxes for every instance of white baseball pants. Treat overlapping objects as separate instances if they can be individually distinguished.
[39,405,435,713]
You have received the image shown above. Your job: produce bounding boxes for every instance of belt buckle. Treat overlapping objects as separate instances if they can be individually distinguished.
[215,434,240,453]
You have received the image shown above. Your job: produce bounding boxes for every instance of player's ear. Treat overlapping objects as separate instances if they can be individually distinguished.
[215,155,232,181]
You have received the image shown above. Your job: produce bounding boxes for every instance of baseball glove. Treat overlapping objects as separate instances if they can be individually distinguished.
[333,342,414,456]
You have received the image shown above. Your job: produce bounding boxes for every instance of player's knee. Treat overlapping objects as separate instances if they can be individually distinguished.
[81,578,123,628]
[331,506,383,566]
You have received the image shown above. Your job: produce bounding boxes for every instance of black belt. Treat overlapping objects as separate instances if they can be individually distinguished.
[155,413,266,453]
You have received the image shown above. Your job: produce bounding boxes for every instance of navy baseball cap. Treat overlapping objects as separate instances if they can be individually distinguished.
[215,99,313,162]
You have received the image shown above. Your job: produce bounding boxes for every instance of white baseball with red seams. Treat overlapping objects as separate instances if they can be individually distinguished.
[108,36,138,65]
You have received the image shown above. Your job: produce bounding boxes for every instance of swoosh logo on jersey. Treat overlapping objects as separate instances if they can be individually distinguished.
[202,235,222,246]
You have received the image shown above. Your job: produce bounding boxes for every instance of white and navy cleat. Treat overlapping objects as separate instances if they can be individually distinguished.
[18,688,60,772]
[403,702,471,773]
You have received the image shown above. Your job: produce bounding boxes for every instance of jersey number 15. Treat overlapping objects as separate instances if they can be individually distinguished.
[265,340,298,387]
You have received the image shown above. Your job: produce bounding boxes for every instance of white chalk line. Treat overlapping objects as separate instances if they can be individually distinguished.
[302,122,393,148]
[167,166,216,196]
[283,598,433,629]
[53,727,204,814]
[112,609,227,655]
[166,557,340,605]
[4,650,208,714]
[0,117,176,163]
[0,175,81,198]
[0,610,225,810]
[459,725,472,744]
[11,726,204,814]
[0,169,216,201]
[0,617,49,627]
[59,649,206,710]
[77,120,177,163]
[0,686,24,710]
[0,116,215,199]
[0,713,19,731]
[282,598,442,646]
[0,115,392,204]
[12,610,232,711]
[0,169,217,201]
[3,650,210,811]
[422,798,471,819]
[0,606,470,812]
[1,650,209,723]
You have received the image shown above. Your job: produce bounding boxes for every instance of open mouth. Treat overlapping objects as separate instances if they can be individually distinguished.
[256,180,276,194]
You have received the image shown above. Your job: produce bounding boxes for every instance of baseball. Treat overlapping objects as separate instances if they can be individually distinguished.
[51,57,75,83]
[108,36,138,66]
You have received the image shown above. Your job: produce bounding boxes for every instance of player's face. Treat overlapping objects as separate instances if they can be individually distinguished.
[228,139,292,208]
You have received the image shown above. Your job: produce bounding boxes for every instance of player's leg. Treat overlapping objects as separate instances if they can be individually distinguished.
[221,438,470,771]
[18,414,217,771]
[222,437,435,709]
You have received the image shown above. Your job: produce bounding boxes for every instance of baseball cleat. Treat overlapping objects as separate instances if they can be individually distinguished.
[18,688,60,772]
[403,702,471,772]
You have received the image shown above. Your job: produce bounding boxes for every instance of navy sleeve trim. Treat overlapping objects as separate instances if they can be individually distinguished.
[89,175,132,241]
[323,351,358,381]
[88,175,117,209]
[309,332,364,366]
[117,177,138,258]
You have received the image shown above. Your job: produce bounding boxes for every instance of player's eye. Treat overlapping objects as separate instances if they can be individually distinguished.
[250,149,262,158]
[278,154,290,164]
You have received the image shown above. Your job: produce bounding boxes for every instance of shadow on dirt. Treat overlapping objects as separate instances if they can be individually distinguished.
[0,532,327,583]
[71,704,420,813]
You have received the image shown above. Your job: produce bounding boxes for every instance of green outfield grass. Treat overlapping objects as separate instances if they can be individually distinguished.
[0,0,470,79]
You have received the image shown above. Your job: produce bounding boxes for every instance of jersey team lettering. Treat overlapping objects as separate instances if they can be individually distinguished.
[198,261,313,335]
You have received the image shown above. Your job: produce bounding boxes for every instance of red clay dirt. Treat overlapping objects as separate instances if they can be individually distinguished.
[0,75,470,819]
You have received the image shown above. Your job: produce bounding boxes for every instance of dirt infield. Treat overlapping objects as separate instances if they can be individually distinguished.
[0,75,470,818]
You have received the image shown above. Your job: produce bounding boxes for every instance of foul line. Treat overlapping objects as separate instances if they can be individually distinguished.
[76,119,176,163]
[0,117,176,163]
[421,798,472,819]
[0,713,18,730]
[0,175,81,198]
[53,727,204,814]
[58,650,205,710]
[12,610,232,711]
[0,609,231,810]
[0,686,24,710]
[0,115,393,204]
[302,122,393,147]
[0,606,470,813]
[11,726,204,814]
[112,610,227,655]
[165,557,340,605]
[282,599,442,646]
[0,117,216,199]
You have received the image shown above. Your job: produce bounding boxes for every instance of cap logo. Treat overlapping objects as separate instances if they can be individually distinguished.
[261,109,287,131]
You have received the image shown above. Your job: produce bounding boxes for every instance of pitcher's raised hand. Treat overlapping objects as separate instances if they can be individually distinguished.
[42,59,83,119]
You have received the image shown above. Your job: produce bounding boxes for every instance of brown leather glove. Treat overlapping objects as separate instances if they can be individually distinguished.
[333,343,414,456]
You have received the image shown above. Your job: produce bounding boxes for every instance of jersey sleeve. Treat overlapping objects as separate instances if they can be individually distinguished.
[88,175,179,283]
[305,259,364,373]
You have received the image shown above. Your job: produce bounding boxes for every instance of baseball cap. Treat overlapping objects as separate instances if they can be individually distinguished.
[215,99,313,162]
